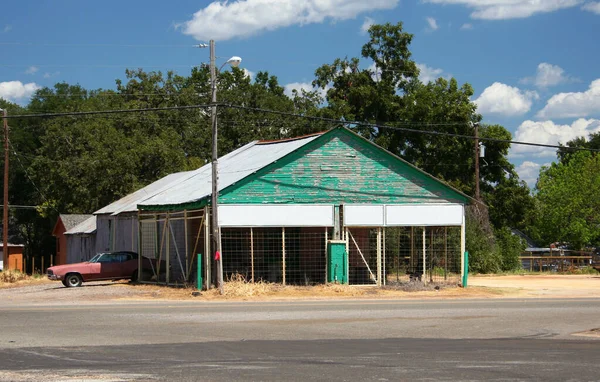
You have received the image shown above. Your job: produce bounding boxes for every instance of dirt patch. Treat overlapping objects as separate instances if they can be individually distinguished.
[469,274,600,298]
[572,328,600,338]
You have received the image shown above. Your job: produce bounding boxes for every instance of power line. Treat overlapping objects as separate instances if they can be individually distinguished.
[223,104,600,153]
[0,205,43,210]
[3,103,598,153]
[3,104,211,119]
[0,42,199,48]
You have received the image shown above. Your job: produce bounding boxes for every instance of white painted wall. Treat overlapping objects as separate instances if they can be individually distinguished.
[219,205,334,227]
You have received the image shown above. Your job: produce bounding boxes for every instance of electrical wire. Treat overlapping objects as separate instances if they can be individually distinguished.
[3,103,598,153]
[9,141,56,212]
[3,104,211,119]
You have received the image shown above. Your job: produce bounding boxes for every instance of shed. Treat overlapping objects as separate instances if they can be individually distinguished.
[93,170,194,254]
[52,214,93,265]
[0,243,25,272]
[64,215,97,263]
[134,127,470,287]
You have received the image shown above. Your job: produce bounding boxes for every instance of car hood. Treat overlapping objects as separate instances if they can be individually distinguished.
[48,262,91,273]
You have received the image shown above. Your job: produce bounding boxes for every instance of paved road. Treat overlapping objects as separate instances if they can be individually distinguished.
[0,299,599,381]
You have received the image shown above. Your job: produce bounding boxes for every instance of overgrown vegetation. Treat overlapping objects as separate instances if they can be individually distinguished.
[0,270,47,286]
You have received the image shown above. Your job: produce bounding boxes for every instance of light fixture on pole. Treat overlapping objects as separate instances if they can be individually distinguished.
[198,40,242,295]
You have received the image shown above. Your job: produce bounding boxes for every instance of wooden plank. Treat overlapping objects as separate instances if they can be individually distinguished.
[348,230,376,283]
[220,129,467,206]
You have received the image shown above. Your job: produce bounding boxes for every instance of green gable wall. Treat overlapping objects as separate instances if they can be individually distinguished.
[219,128,467,205]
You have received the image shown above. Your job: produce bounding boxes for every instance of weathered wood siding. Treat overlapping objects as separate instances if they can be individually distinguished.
[95,214,139,253]
[221,129,465,205]
[66,234,97,263]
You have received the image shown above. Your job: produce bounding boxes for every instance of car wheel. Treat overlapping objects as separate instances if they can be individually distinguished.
[61,279,68,287]
[65,273,83,287]
[130,270,139,283]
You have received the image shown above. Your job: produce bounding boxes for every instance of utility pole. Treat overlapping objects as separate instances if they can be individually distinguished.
[209,40,224,295]
[2,108,8,268]
[198,41,240,295]
[474,122,480,201]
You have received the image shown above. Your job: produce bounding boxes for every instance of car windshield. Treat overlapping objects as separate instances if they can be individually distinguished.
[88,254,103,263]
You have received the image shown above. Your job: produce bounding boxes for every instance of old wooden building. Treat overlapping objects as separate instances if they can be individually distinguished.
[132,127,470,287]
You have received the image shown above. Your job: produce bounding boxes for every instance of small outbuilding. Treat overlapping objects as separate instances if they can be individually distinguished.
[52,214,94,265]
[64,215,97,263]
[0,243,25,272]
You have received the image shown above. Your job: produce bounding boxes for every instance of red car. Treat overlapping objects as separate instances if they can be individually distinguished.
[47,251,156,287]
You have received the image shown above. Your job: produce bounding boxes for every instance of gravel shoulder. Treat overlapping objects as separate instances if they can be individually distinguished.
[1,274,598,305]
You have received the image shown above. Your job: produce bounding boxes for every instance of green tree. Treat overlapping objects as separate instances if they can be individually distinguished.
[533,151,600,249]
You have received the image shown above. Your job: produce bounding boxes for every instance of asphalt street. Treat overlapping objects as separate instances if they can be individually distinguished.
[0,298,599,381]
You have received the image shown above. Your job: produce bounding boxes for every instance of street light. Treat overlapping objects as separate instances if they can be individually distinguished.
[198,40,242,295]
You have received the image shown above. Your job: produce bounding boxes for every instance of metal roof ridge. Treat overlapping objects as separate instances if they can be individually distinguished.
[135,140,260,209]
[257,132,325,145]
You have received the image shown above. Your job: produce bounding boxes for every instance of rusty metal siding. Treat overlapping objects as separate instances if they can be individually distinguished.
[221,129,461,205]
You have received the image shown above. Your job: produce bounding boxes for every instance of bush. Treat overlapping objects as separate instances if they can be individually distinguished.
[0,270,29,283]
[495,227,526,272]
[466,214,501,274]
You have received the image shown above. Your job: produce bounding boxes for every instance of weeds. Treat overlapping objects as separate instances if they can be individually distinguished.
[0,270,29,283]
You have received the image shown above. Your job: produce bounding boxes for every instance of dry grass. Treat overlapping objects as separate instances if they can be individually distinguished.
[0,270,50,289]
[117,273,509,301]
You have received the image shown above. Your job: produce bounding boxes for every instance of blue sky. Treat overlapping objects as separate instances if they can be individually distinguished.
[2,0,600,187]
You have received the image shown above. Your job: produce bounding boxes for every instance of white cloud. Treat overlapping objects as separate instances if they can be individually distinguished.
[416,63,447,84]
[520,63,575,88]
[426,17,439,30]
[243,68,255,80]
[180,0,399,41]
[460,23,473,29]
[423,0,581,20]
[537,79,600,119]
[3,25,11,33]
[361,17,375,34]
[0,81,41,102]
[25,66,39,75]
[284,82,328,98]
[474,82,539,117]
[511,118,600,158]
[582,1,600,13]
[515,161,544,188]
[43,71,60,79]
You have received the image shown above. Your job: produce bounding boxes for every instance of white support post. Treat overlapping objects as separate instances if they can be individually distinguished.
[422,227,426,285]
[184,210,189,279]
[345,227,350,283]
[165,212,170,285]
[204,209,211,290]
[382,228,386,286]
[282,227,286,286]
[461,213,466,282]
[250,227,254,283]
[377,227,382,287]
[137,211,141,282]
[324,227,328,283]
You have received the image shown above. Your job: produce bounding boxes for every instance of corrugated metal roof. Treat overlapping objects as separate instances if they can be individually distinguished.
[94,170,194,215]
[65,215,97,235]
[60,214,93,231]
[138,133,322,208]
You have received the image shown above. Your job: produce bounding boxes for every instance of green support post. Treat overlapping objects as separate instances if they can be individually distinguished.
[197,254,203,290]
[462,251,469,288]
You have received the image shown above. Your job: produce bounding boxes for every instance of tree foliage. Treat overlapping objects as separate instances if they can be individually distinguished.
[533,151,600,249]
